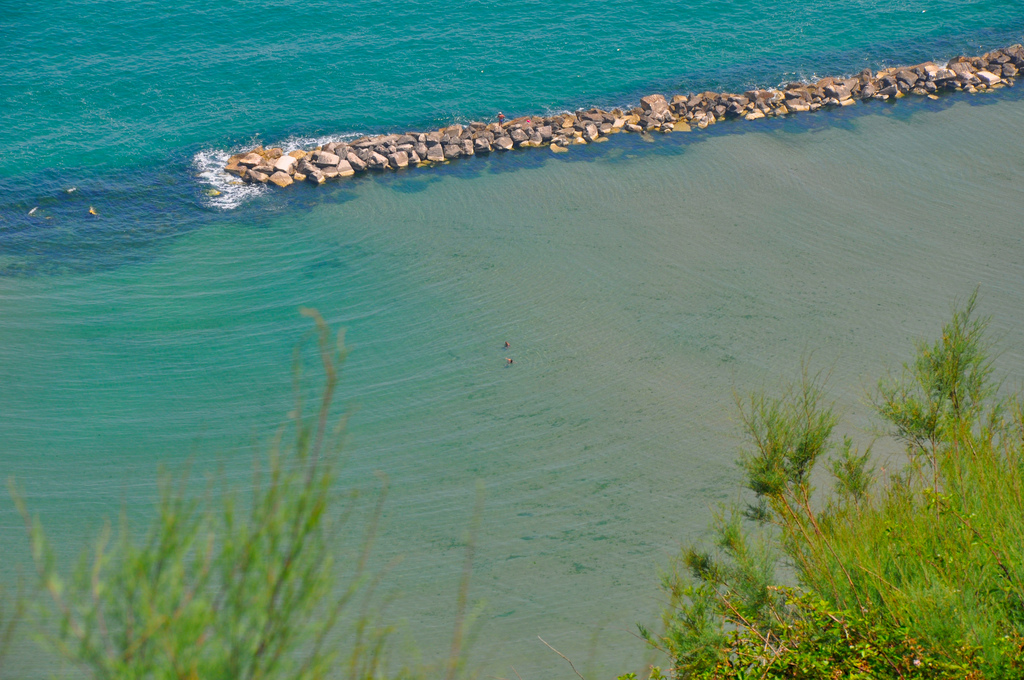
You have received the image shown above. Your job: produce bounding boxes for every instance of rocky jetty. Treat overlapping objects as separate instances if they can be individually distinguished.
[225,44,1023,187]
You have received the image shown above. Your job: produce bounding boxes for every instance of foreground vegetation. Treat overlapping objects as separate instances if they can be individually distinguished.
[1,310,479,680]
[643,292,1024,678]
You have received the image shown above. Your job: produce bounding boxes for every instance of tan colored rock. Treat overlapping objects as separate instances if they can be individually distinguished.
[336,160,355,177]
[269,172,293,188]
[239,153,263,167]
[273,155,297,174]
[288,150,307,160]
[976,70,1001,85]
[388,151,409,169]
[367,152,389,170]
[549,144,568,153]
[426,144,445,161]
[314,151,340,167]
[640,94,670,116]
[673,120,692,131]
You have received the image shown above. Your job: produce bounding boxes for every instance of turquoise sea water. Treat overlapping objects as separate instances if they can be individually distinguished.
[2,2,1024,677]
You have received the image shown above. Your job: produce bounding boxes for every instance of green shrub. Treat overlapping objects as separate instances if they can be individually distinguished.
[644,292,1024,679]
[8,309,477,680]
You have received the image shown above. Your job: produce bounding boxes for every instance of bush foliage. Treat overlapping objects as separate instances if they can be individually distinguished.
[6,310,478,680]
[643,292,1024,679]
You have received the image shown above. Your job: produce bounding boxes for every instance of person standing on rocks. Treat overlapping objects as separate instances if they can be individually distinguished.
[498,112,505,126]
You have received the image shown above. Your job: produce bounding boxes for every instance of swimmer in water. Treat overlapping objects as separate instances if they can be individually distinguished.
[506,358,513,365]
[504,341,510,348]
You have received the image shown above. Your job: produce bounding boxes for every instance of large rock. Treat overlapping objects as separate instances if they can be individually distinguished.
[426,144,445,162]
[239,152,263,167]
[388,151,409,169]
[975,70,1001,85]
[346,153,367,172]
[583,123,599,142]
[461,139,475,156]
[473,137,492,153]
[509,128,528,145]
[824,80,854,99]
[336,160,355,177]
[269,172,293,187]
[895,70,918,87]
[443,144,462,159]
[273,155,297,174]
[949,61,975,78]
[493,136,513,151]
[306,170,325,185]
[245,168,269,183]
[314,151,340,167]
[639,94,669,116]
[367,152,389,170]
[725,101,745,117]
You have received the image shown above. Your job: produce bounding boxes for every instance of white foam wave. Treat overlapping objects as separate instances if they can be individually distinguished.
[192,132,367,210]
[193,148,266,210]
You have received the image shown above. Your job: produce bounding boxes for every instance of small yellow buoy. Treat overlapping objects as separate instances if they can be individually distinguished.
[88,206,98,215]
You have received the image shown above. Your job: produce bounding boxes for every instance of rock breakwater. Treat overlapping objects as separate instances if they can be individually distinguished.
[224,44,1024,188]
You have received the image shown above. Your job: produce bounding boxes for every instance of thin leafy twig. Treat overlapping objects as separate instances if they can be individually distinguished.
[538,636,586,680]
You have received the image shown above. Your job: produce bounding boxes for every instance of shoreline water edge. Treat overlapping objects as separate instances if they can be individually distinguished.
[223,43,1024,189]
